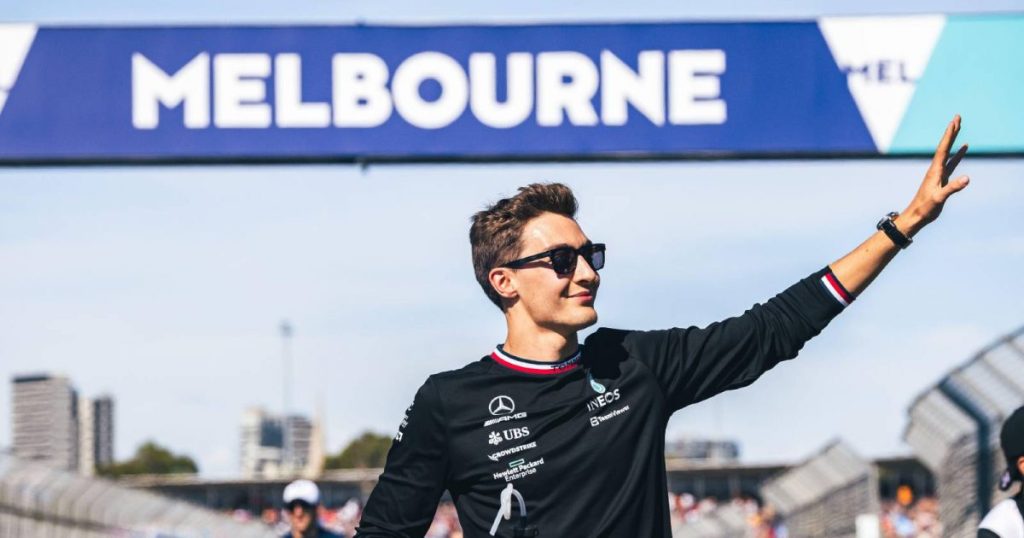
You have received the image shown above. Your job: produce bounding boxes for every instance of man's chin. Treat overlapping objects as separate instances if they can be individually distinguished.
[567,307,599,331]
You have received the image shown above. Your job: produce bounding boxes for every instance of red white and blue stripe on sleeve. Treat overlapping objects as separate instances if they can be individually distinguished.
[820,270,854,307]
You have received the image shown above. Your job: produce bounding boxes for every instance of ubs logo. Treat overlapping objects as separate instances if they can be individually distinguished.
[489,395,515,416]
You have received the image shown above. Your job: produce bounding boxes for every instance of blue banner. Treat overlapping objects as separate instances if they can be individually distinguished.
[0,17,1019,163]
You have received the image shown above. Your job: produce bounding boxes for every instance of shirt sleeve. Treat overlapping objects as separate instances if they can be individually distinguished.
[587,266,851,412]
[354,377,449,537]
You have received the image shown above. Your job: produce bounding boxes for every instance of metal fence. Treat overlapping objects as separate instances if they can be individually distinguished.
[672,502,751,538]
[904,324,1024,538]
[0,452,276,538]
[760,440,879,538]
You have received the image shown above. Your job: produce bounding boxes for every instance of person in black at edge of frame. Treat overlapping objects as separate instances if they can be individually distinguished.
[282,479,344,538]
[354,116,972,538]
[979,406,1024,538]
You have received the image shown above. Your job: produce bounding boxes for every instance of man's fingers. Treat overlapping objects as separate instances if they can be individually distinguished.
[942,144,969,186]
[939,175,970,202]
[930,115,961,172]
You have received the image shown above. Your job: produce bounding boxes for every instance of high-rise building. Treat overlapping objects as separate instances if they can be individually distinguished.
[79,396,95,475]
[93,396,115,468]
[78,395,116,476]
[240,407,284,479]
[283,415,312,473]
[12,374,79,471]
[240,408,315,479]
[11,374,115,476]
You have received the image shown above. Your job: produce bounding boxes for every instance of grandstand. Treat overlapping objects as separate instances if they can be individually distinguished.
[904,324,1024,538]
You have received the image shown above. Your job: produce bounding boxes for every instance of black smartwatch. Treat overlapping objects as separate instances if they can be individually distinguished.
[876,211,912,249]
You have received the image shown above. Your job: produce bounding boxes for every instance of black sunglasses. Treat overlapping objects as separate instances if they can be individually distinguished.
[502,243,605,276]
[287,500,315,512]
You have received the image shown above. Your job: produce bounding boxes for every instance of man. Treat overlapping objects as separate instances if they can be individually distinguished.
[355,117,971,537]
[979,406,1024,538]
[282,479,344,538]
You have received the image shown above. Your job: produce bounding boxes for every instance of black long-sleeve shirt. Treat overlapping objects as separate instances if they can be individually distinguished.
[356,267,851,537]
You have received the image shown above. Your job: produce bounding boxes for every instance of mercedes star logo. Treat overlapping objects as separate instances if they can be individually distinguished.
[488,395,515,416]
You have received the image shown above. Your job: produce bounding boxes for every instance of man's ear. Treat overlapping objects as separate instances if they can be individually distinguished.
[488,267,518,301]
[1017,455,1024,476]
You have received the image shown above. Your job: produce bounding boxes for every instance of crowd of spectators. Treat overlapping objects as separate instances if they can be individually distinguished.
[880,496,941,537]
[240,490,940,537]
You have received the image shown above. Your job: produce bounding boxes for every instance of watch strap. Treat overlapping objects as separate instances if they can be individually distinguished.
[877,212,912,249]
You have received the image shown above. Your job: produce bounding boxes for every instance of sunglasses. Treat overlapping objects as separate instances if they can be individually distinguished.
[287,500,315,512]
[502,243,605,276]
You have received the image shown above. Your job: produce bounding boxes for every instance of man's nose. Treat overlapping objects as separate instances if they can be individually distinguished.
[574,253,598,282]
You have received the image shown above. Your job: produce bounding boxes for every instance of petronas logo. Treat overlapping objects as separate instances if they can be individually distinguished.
[587,372,606,394]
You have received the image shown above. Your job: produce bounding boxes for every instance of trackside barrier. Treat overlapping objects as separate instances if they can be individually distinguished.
[761,440,879,538]
[0,452,277,538]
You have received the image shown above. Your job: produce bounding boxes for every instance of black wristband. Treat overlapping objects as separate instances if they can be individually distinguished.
[876,212,912,249]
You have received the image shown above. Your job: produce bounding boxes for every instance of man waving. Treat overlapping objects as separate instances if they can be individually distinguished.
[355,117,971,537]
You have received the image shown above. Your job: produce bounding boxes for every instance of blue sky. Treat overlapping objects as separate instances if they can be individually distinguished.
[1,0,1022,478]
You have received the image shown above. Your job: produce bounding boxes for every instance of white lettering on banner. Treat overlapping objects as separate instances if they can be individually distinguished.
[130,49,728,130]
[469,53,533,128]
[214,53,272,128]
[817,16,945,153]
[536,51,599,127]
[275,53,330,128]
[332,53,392,127]
[132,53,210,129]
[601,50,665,126]
[669,50,727,125]
[392,51,468,129]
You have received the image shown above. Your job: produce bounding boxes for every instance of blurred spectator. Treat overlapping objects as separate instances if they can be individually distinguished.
[282,479,344,538]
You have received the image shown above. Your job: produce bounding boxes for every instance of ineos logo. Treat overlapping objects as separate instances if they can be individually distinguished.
[488,395,515,416]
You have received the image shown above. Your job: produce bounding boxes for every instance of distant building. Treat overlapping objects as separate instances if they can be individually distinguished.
[12,374,79,471]
[79,396,95,475]
[240,408,317,479]
[665,438,740,463]
[240,407,284,479]
[93,396,115,468]
[11,374,115,476]
[283,415,312,474]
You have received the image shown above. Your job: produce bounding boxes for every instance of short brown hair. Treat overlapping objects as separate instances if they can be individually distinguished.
[470,183,579,309]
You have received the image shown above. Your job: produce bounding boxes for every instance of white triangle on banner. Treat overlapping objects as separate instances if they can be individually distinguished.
[818,16,945,153]
[0,24,38,117]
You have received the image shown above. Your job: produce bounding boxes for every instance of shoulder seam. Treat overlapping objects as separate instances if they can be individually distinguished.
[427,376,453,485]
[613,330,672,422]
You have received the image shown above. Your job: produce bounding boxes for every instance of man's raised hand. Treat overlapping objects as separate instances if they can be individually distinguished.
[904,115,970,229]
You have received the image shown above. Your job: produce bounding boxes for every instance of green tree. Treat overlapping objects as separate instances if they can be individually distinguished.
[325,431,393,469]
[97,440,199,478]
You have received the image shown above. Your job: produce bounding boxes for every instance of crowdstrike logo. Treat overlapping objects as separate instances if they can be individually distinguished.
[487,441,537,462]
[0,24,38,118]
[489,395,515,416]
